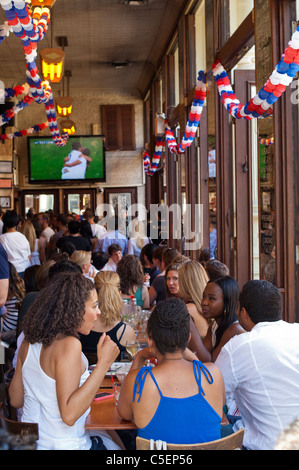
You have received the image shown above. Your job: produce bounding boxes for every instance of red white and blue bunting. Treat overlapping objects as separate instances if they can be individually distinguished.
[213,25,299,119]
[0,121,48,141]
[143,71,207,176]
[0,0,68,146]
[144,24,299,176]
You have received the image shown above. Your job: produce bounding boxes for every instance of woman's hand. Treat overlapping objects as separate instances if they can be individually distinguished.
[96,333,119,370]
[130,346,157,371]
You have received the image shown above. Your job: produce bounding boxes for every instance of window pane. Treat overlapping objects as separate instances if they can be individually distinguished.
[230,0,253,36]
[25,194,54,215]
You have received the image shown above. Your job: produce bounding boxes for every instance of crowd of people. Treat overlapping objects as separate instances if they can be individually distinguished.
[0,207,298,451]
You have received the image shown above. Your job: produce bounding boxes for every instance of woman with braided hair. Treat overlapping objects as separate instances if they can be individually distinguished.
[117,297,225,444]
[8,272,121,450]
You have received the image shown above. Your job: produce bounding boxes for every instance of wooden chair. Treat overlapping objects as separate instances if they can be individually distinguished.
[136,428,244,450]
[0,402,39,445]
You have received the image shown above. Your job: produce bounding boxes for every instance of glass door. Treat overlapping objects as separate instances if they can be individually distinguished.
[21,190,59,216]
[63,189,96,216]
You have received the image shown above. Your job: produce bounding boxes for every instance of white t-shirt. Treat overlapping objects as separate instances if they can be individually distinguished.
[91,223,106,239]
[0,231,31,273]
[216,320,299,450]
[101,258,117,272]
[62,149,85,179]
[41,226,55,243]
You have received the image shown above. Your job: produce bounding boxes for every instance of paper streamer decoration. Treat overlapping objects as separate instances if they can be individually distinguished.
[213,25,299,120]
[0,0,68,146]
[0,122,48,141]
[143,71,207,175]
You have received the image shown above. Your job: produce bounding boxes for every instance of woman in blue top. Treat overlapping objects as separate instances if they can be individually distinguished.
[117,297,225,445]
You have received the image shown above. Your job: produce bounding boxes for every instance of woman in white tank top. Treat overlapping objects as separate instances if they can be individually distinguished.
[9,272,121,450]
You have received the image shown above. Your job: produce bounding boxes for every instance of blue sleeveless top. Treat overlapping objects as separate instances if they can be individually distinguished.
[133,361,221,444]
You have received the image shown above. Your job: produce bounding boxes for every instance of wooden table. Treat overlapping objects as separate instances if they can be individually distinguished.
[85,388,137,431]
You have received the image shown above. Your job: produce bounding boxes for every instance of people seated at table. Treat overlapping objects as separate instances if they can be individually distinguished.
[148,248,180,306]
[70,250,98,282]
[1,262,25,346]
[215,280,299,451]
[178,260,209,339]
[9,272,121,450]
[117,254,150,308]
[101,243,122,272]
[79,271,136,362]
[199,276,244,362]
[117,297,225,444]
[0,210,31,278]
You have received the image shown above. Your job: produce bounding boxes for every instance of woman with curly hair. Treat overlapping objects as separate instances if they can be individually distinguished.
[117,297,225,444]
[9,272,121,450]
[117,254,149,308]
[79,271,136,361]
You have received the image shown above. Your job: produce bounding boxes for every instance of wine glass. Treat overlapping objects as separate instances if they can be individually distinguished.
[125,340,140,359]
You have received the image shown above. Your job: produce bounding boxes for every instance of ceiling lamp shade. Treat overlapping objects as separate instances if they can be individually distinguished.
[56,96,73,117]
[60,119,76,135]
[40,48,65,83]
[30,0,57,7]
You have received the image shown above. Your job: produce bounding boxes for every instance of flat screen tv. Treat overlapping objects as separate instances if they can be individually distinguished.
[28,135,106,184]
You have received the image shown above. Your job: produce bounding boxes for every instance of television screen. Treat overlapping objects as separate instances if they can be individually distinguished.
[28,135,106,183]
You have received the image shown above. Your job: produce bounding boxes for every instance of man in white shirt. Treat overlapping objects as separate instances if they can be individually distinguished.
[83,209,107,240]
[37,212,55,243]
[0,210,31,277]
[101,243,122,272]
[216,280,299,450]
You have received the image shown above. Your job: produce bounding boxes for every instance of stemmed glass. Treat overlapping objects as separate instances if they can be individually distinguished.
[125,340,140,359]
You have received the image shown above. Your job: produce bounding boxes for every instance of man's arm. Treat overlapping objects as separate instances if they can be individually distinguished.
[65,159,82,167]
[0,278,8,307]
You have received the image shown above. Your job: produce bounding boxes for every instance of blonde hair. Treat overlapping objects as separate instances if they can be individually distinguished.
[178,260,209,313]
[20,220,36,252]
[94,271,123,327]
[70,250,91,268]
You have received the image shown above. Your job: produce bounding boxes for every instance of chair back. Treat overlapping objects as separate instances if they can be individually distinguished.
[136,428,244,450]
[0,402,39,444]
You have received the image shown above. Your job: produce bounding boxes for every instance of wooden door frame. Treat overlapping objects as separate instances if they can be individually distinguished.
[20,189,60,216]
[63,188,96,215]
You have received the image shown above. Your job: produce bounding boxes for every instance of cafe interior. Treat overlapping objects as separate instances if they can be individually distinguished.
[0,0,299,452]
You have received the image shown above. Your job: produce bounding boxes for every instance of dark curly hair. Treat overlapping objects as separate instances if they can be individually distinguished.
[147,298,190,355]
[23,273,95,347]
[116,254,144,295]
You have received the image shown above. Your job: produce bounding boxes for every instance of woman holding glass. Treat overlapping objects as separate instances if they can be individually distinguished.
[117,297,225,445]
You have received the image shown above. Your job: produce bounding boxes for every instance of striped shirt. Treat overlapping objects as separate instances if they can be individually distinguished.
[3,296,19,332]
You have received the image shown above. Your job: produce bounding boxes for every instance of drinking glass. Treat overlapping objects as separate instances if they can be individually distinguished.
[125,340,140,359]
